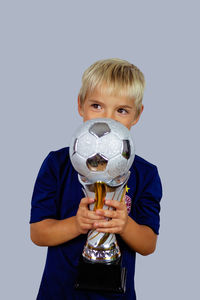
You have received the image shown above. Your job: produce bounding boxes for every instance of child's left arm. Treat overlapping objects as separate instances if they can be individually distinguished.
[94,199,157,256]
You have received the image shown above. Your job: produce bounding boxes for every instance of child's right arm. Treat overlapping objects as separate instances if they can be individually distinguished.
[30,197,103,246]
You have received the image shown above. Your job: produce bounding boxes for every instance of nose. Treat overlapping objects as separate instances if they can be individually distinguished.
[103,110,115,120]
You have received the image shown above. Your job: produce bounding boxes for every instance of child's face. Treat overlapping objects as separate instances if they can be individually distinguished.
[78,88,143,130]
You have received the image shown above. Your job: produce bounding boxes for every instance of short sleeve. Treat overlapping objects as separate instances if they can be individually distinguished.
[134,167,162,234]
[30,152,58,223]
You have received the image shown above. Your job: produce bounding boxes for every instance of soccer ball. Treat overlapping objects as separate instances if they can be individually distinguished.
[69,118,135,184]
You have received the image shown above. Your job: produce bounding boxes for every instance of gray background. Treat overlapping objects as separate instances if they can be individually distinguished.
[1,0,199,299]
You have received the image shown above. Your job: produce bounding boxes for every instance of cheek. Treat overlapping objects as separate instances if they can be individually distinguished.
[123,118,134,129]
[116,119,130,129]
[83,111,94,122]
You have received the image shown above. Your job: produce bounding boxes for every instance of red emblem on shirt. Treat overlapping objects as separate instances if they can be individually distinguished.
[125,195,132,214]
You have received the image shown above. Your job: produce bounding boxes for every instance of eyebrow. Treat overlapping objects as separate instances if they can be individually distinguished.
[118,105,133,109]
[87,99,103,104]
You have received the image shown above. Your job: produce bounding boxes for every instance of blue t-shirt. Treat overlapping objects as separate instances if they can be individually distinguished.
[30,147,162,300]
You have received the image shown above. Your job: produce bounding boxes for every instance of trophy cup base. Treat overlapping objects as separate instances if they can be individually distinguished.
[74,257,126,294]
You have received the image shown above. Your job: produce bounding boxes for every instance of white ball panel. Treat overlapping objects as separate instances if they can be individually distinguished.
[77,133,97,158]
[70,152,90,178]
[108,121,130,140]
[107,154,128,178]
[98,133,122,159]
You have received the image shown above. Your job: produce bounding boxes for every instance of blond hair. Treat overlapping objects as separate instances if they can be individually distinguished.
[79,58,145,117]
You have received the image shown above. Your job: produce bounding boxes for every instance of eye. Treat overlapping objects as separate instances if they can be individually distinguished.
[91,103,101,110]
[117,108,128,114]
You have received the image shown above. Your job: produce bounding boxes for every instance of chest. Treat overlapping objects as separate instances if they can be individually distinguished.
[56,164,137,220]
[56,166,84,219]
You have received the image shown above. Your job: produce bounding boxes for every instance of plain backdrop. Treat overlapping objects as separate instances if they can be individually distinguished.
[1,1,199,299]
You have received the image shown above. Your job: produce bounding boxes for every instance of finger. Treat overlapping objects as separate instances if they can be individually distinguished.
[93,219,116,228]
[80,223,93,230]
[105,199,125,210]
[96,227,121,234]
[82,216,105,224]
[96,209,118,219]
[83,210,105,220]
[79,197,95,207]
[80,218,96,225]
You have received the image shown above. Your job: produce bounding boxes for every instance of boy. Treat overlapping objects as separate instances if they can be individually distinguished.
[30,58,162,299]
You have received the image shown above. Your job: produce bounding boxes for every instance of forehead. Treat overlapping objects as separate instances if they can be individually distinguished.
[86,85,135,105]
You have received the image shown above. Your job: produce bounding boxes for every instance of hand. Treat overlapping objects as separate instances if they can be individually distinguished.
[75,197,105,235]
[93,199,128,234]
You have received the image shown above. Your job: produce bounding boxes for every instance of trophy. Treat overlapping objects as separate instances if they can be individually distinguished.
[69,118,135,293]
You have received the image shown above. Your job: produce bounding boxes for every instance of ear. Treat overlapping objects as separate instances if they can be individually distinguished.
[131,105,144,126]
[78,96,84,117]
